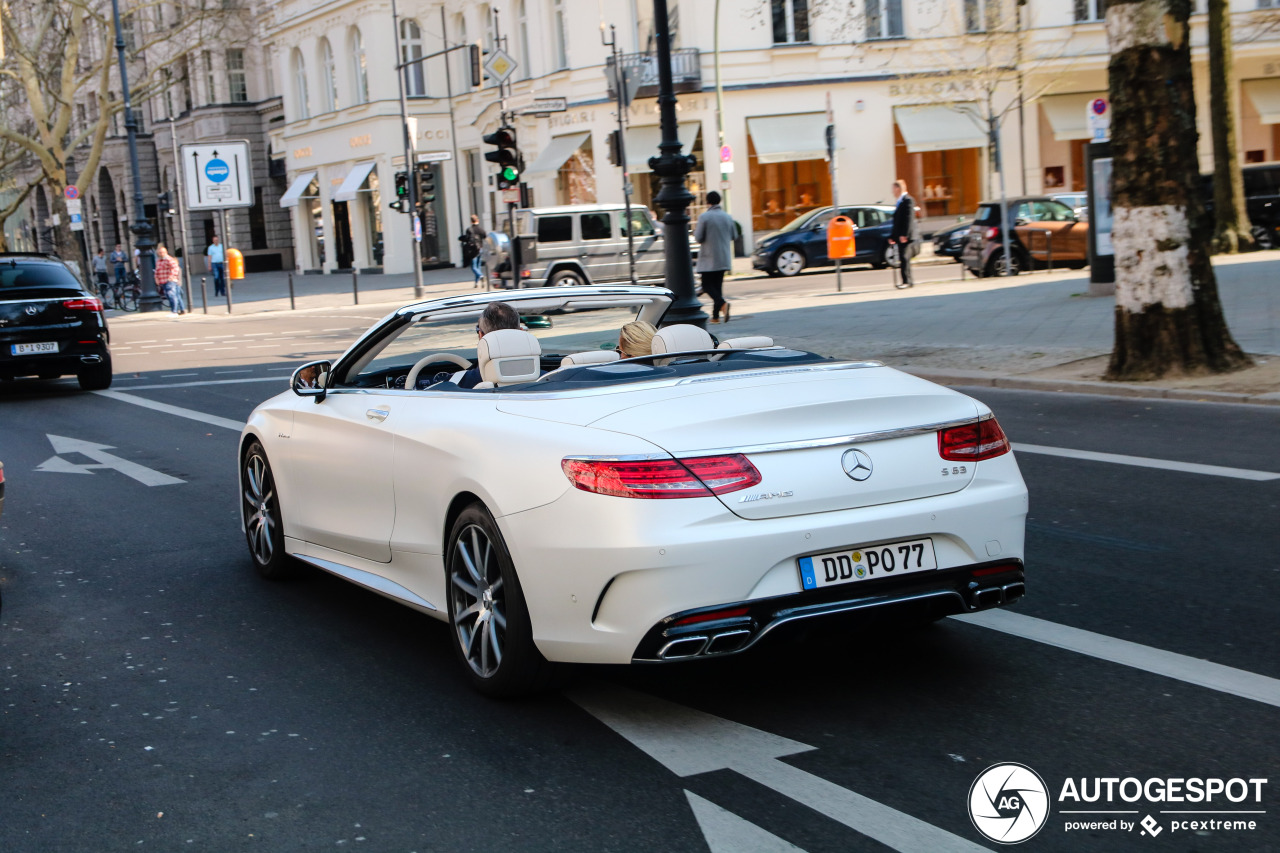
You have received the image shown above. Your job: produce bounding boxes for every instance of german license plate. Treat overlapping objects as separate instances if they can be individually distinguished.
[798,538,937,590]
[10,342,58,355]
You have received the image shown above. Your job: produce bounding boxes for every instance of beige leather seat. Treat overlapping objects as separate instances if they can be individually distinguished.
[473,329,543,388]
[651,324,715,365]
[560,350,620,368]
[715,336,774,350]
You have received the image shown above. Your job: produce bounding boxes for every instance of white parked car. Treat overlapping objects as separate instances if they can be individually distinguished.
[240,286,1028,696]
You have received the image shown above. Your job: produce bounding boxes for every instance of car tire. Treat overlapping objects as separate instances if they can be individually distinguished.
[446,503,561,698]
[872,245,894,270]
[985,250,1025,277]
[548,268,587,287]
[774,248,806,277]
[77,357,112,391]
[1252,225,1276,251]
[241,441,302,580]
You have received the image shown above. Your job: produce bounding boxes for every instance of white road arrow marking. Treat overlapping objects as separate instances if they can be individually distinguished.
[685,791,807,853]
[568,684,988,853]
[36,434,185,487]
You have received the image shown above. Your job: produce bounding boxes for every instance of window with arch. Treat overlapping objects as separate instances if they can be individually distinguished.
[292,48,310,119]
[349,27,369,104]
[319,37,338,112]
[399,18,425,97]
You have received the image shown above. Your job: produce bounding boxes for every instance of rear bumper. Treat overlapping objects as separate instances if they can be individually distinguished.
[498,453,1027,665]
[0,342,110,378]
[632,559,1024,661]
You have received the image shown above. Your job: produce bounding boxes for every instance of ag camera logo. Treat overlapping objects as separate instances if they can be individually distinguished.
[969,763,1050,844]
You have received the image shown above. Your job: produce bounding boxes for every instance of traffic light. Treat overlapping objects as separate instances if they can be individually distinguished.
[157,192,173,215]
[483,126,520,190]
[605,130,621,167]
[389,170,410,213]
[415,164,436,208]
[469,44,481,88]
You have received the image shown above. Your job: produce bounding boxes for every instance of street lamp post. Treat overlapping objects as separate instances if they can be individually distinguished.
[648,0,706,327]
[108,0,161,311]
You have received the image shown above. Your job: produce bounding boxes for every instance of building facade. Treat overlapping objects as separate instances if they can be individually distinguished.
[263,0,1280,277]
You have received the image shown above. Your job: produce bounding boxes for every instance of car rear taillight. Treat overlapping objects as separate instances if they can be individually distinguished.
[672,606,750,627]
[938,417,1010,461]
[984,227,1000,241]
[561,454,762,499]
[63,297,103,311]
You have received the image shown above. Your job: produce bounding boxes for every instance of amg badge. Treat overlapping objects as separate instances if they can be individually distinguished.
[739,490,794,503]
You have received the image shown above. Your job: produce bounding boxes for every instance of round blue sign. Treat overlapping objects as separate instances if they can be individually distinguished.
[205,158,230,183]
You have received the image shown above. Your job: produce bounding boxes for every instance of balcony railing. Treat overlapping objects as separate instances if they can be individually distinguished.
[606,48,702,101]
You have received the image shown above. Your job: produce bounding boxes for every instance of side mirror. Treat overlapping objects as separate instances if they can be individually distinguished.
[1014,217,1030,227]
[291,359,332,401]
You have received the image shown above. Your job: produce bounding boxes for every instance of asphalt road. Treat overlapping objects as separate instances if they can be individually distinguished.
[1,324,1277,851]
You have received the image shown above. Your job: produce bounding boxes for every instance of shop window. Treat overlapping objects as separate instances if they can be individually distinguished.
[557,139,596,205]
[581,212,612,240]
[747,137,831,233]
[538,216,573,243]
[1043,166,1065,190]
[1246,150,1266,164]
[893,124,980,218]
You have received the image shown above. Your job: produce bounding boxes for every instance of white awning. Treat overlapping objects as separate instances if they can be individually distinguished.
[746,113,828,164]
[625,122,701,173]
[279,171,318,208]
[1244,78,1280,125]
[332,162,377,202]
[892,104,987,153]
[1039,92,1107,141]
[524,132,591,179]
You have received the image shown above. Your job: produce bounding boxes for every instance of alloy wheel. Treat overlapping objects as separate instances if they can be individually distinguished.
[775,249,805,276]
[449,524,507,679]
[243,450,277,567]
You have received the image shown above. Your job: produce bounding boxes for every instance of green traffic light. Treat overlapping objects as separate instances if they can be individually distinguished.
[501,166,519,182]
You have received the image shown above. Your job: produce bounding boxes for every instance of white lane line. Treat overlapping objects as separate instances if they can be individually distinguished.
[123,376,286,390]
[206,335,235,339]
[247,345,277,349]
[141,344,168,348]
[93,390,245,431]
[216,369,251,374]
[570,685,987,853]
[205,347,235,351]
[242,332,272,336]
[1013,443,1279,481]
[953,610,1280,709]
[267,367,295,372]
[161,373,199,378]
[169,337,197,341]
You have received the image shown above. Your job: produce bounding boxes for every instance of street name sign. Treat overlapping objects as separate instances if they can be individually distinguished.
[517,97,568,116]
[182,140,254,210]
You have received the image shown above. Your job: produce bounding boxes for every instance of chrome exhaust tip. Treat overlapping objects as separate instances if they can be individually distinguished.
[972,587,1003,609]
[1002,582,1025,602]
[79,354,103,364]
[704,630,752,655]
[657,636,708,659]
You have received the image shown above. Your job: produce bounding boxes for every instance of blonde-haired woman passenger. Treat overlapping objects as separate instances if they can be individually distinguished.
[617,320,657,359]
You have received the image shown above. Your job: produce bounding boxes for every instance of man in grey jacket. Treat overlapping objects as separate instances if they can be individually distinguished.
[694,191,735,323]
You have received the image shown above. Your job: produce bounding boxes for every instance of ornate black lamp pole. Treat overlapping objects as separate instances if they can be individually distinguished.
[109,0,161,310]
[648,0,707,327]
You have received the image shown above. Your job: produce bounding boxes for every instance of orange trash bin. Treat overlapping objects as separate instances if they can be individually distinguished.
[227,248,245,280]
[827,216,856,260]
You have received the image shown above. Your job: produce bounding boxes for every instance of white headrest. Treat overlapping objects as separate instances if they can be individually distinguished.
[477,329,542,386]
[716,336,774,350]
[651,324,715,356]
[560,349,620,368]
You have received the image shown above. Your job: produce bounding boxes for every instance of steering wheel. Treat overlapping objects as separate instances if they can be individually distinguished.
[405,353,472,390]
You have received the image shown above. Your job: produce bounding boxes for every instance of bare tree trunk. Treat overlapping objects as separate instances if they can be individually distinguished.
[1105,0,1251,380]
[1208,0,1254,254]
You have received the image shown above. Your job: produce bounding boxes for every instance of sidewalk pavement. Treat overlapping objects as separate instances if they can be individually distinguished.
[116,252,1280,406]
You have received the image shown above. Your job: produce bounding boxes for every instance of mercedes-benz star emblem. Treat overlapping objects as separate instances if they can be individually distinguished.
[841,449,873,481]
[25,305,39,315]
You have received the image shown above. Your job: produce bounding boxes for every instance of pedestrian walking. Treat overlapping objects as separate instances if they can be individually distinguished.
[207,235,226,297]
[91,248,109,295]
[890,178,921,289]
[459,214,487,287]
[154,244,187,316]
[694,191,735,323]
[109,243,128,285]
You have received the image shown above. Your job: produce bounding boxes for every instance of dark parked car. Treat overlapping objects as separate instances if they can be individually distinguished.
[932,219,973,262]
[752,205,896,276]
[961,197,1090,277]
[1202,163,1280,250]
[0,253,112,390]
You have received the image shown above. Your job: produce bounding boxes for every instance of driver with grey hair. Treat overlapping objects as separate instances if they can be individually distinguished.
[434,301,522,389]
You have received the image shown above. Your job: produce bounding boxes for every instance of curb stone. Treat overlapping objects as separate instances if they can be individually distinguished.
[903,369,1280,408]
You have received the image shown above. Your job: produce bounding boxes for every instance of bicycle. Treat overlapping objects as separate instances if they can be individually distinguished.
[101,272,141,312]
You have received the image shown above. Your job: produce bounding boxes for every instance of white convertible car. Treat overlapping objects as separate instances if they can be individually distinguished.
[240,286,1028,696]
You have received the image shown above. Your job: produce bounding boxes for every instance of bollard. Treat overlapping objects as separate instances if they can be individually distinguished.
[200,276,209,314]
[352,268,359,305]
[288,272,296,311]
[225,276,233,314]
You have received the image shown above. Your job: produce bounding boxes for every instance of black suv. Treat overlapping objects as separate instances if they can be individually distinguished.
[0,253,112,390]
